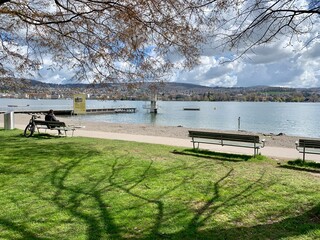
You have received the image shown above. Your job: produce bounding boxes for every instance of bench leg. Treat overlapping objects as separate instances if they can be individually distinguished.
[192,142,199,149]
[191,141,199,150]
[56,129,66,136]
[303,147,306,163]
[254,143,257,157]
[192,138,198,149]
[254,147,261,157]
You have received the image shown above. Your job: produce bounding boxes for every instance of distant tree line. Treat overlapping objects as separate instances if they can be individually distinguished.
[1,78,320,102]
[160,88,320,102]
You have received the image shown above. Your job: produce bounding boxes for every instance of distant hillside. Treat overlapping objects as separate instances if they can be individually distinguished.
[2,77,320,102]
[2,77,320,92]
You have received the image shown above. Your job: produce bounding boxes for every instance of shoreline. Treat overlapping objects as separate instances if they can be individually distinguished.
[1,113,304,149]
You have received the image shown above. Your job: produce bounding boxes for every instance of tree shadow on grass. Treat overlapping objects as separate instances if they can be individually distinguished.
[278,159,320,174]
[0,218,50,240]
[1,132,319,240]
[44,148,195,240]
[0,131,104,239]
[48,154,122,240]
[172,148,253,162]
[45,152,276,240]
[39,142,320,240]
[279,165,320,174]
[29,133,62,139]
[165,203,320,240]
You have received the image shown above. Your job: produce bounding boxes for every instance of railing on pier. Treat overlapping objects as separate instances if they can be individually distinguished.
[85,108,136,114]
[1,108,136,115]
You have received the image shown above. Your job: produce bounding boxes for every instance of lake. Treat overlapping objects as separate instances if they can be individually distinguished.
[1,98,320,138]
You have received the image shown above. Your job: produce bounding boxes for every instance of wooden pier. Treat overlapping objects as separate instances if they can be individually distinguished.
[1,108,136,115]
[85,108,136,114]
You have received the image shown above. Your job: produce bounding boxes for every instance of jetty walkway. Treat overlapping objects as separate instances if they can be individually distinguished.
[0,107,136,115]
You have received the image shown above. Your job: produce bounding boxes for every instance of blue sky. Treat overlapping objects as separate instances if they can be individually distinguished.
[35,1,320,88]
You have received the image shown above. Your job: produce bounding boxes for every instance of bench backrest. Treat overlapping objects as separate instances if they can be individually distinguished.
[34,120,66,128]
[298,139,320,149]
[188,130,260,143]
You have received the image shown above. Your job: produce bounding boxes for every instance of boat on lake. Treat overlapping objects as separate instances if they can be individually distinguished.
[183,107,200,111]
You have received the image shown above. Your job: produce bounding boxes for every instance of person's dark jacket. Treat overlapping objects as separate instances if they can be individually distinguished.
[45,113,58,121]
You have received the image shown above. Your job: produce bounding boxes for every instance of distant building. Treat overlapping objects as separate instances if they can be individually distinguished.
[50,94,61,99]
[28,93,50,99]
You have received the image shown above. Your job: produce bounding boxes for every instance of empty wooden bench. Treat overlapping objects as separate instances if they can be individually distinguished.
[188,130,265,156]
[295,139,320,161]
[34,120,76,136]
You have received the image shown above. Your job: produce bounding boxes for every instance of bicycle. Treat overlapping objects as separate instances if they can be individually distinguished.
[24,114,40,137]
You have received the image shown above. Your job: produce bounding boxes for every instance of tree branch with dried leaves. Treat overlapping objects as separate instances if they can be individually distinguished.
[0,0,319,84]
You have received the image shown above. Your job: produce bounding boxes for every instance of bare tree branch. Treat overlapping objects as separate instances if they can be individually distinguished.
[218,0,320,59]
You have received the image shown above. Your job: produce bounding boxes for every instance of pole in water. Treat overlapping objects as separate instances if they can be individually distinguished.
[238,117,241,131]
[150,92,158,114]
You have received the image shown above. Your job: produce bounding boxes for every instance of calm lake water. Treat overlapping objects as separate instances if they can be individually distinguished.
[1,98,320,138]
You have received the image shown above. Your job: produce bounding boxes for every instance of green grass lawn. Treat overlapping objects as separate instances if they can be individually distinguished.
[0,129,319,240]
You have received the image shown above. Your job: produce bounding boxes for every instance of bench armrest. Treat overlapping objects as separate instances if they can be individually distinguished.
[261,139,266,148]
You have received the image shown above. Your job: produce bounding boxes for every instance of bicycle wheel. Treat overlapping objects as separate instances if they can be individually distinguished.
[24,123,35,137]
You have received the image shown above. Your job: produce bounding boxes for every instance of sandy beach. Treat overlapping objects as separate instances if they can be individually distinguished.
[2,113,301,149]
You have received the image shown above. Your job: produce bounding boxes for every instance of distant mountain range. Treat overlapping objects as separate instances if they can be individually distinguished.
[13,78,320,91]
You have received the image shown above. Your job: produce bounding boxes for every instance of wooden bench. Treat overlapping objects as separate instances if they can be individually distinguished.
[34,120,76,136]
[295,139,320,161]
[188,130,265,156]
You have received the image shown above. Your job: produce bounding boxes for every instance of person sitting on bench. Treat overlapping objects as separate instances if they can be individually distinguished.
[45,109,62,134]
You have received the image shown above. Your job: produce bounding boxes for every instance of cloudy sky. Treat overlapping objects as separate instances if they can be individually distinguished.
[168,27,320,88]
[170,37,320,88]
[35,1,320,88]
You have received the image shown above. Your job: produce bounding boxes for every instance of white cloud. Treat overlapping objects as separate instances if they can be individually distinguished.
[243,42,295,65]
[304,40,320,59]
[285,40,320,87]
[37,56,75,84]
[171,56,243,87]
[37,68,74,84]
